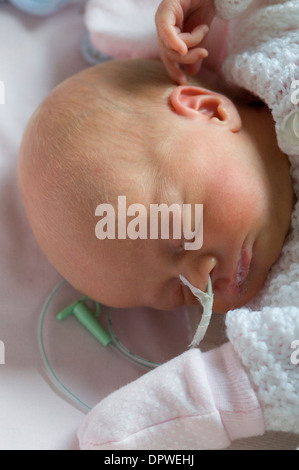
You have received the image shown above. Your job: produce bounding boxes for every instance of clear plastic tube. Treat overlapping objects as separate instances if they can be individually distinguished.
[38,280,161,413]
[38,280,92,413]
[39,278,214,413]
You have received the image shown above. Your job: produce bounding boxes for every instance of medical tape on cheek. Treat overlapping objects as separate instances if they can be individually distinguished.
[179,275,214,348]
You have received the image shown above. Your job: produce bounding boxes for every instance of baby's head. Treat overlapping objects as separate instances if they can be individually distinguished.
[18,59,293,313]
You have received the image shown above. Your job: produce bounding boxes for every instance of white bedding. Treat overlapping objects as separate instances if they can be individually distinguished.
[0,3,88,450]
[0,2,298,450]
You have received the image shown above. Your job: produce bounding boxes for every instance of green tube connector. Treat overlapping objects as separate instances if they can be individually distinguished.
[57,298,112,347]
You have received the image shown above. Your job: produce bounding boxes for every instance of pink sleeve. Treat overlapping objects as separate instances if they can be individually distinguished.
[78,343,264,450]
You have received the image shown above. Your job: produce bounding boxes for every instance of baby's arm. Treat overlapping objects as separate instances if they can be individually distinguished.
[78,343,264,450]
[78,305,299,449]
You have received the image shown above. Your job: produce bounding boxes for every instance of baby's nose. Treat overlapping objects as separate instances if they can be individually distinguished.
[181,254,217,296]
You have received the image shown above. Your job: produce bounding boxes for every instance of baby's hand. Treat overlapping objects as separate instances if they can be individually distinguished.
[155,0,215,85]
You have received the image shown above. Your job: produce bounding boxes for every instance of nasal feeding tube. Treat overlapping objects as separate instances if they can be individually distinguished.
[179,274,214,348]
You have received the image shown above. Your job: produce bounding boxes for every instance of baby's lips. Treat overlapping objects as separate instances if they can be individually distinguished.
[235,245,253,290]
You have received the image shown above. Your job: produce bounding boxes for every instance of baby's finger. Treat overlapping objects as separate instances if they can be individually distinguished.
[161,47,208,84]
[185,59,204,77]
[161,24,188,56]
[161,54,187,85]
[167,61,188,86]
[161,45,208,85]
[155,3,187,56]
[166,47,208,65]
[179,25,209,50]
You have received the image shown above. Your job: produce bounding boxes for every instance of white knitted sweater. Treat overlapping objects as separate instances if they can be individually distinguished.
[214,0,299,434]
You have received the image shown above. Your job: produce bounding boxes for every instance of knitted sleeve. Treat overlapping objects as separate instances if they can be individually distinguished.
[226,306,299,434]
[216,0,299,156]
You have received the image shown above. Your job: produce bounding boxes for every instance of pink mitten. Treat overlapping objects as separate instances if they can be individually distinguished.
[78,343,264,450]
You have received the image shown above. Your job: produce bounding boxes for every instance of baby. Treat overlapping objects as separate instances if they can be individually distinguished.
[17,58,293,315]
[17,0,299,451]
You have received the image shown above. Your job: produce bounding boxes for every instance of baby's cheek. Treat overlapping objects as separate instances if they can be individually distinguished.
[219,169,268,229]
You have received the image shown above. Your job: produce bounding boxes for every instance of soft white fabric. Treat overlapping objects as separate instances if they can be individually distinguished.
[0,3,89,450]
[215,0,299,157]
[226,307,299,434]
[214,0,252,20]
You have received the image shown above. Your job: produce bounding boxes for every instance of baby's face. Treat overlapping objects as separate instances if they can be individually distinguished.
[22,69,291,316]
[91,95,293,314]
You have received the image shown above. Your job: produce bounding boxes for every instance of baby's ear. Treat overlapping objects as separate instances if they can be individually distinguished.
[170,86,242,132]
